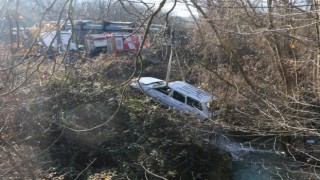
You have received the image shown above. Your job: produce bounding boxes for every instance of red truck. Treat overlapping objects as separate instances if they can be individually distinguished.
[85,33,149,56]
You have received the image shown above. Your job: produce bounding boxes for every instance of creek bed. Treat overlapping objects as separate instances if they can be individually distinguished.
[211,135,320,179]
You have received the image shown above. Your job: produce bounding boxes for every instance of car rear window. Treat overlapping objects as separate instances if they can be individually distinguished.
[187,97,202,110]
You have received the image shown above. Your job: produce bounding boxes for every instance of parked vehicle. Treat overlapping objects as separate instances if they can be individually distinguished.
[85,33,149,56]
[130,77,219,120]
[28,20,143,55]
[85,34,109,56]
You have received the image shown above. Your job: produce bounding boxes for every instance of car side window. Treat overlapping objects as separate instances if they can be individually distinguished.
[155,87,171,95]
[187,97,202,110]
[172,91,185,103]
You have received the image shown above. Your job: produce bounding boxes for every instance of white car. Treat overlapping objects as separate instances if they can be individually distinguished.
[130,77,219,120]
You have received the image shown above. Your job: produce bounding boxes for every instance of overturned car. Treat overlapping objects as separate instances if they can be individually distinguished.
[130,77,219,120]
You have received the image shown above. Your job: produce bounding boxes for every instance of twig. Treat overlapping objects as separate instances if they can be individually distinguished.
[74,158,97,180]
[139,163,168,180]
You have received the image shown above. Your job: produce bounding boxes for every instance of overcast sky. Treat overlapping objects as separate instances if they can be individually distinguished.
[142,0,198,17]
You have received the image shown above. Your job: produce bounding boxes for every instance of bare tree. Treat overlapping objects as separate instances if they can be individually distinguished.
[4,0,320,179]
[0,0,180,179]
[186,0,320,177]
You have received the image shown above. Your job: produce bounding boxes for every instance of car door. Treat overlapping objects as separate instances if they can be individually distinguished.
[157,89,175,107]
[185,97,205,118]
[145,87,173,108]
[170,91,188,111]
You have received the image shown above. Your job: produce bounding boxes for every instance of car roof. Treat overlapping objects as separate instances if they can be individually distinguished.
[168,81,214,102]
[139,77,164,85]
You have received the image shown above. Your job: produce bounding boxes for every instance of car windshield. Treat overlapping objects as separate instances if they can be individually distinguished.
[151,81,165,88]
